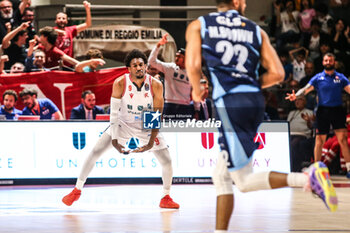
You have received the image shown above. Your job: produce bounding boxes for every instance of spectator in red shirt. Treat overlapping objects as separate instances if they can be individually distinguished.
[28,26,78,69]
[54,1,91,58]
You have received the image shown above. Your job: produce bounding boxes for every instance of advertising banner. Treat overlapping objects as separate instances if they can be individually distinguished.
[0,121,290,183]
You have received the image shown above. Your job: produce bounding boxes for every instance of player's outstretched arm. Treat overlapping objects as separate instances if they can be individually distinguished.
[185,19,203,102]
[259,29,285,89]
[133,78,164,153]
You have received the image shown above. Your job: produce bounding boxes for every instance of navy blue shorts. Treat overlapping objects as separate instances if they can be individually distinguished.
[214,92,265,171]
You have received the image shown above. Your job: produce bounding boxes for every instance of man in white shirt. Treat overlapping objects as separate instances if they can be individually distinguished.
[148,34,193,120]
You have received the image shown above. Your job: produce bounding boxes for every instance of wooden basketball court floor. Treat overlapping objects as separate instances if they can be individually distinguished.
[0,177,349,233]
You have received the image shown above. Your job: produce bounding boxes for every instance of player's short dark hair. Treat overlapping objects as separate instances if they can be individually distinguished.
[82,90,94,99]
[86,49,103,59]
[216,0,232,4]
[39,26,58,45]
[3,89,18,102]
[124,49,148,67]
[19,88,38,98]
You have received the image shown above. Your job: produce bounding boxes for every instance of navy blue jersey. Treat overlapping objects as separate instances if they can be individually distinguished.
[22,99,59,119]
[199,10,262,100]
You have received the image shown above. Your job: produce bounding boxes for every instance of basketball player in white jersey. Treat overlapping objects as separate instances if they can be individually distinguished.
[62,49,179,209]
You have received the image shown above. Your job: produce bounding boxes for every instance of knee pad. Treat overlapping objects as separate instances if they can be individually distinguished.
[212,151,233,196]
[230,161,271,193]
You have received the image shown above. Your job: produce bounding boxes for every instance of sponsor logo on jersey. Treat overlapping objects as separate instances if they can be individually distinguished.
[145,83,149,91]
[129,93,134,98]
[127,104,132,110]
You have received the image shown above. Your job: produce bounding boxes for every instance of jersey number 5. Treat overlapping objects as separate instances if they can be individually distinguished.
[215,41,248,73]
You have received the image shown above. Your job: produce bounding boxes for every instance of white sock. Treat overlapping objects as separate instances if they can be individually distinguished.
[346,162,350,172]
[287,173,308,187]
[163,189,170,196]
[214,230,227,233]
[75,179,85,190]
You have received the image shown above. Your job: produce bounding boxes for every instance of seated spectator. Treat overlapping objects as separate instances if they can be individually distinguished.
[75,49,105,73]
[315,3,333,34]
[9,62,24,73]
[289,46,308,82]
[275,0,300,50]
[303,19,330,60]
[287,95,314,171]
[29,26,78,69]
[192,77,212,120]
[0,89,22,119]
[279,49,293,85]
[25,47,49,72]
[332,18,349,57]
[298,0,315,34]
[70,90,105,120]
[313,40,332,73]
[19,88,64,120]
[2,22,29,70]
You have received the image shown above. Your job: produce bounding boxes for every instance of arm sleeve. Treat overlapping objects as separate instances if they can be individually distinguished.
[148,46,175,74]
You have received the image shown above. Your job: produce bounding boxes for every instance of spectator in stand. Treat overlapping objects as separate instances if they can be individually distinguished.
[21,7,35,47]
[146,64,161,81]
[192,77,212,120]
[315,3,333,35]
[148,33,193,120]
[0,0,30,42]
[313,40,332,73]
[0,89,21,119]
[54,1,91,59]
[24,47,49,72]
[9,62,24,73]
[278,49,293,86]
[0,54,8,73]
[288,95,315,171]
[299,60,315,87]
[70,90,105,120]
[20,88,64,120]
[2,21,28,70]
[298,0,315,34]
[75,49,105,73]
[303,19,330,60]
[275,0,300,50]
[29,26,78,69]
[289,46,309,82]
[331,19,350,58]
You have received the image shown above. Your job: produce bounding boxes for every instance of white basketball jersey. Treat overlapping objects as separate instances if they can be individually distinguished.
[118,73,153,129]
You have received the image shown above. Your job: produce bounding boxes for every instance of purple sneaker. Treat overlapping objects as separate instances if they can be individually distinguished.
[309,162,338,212]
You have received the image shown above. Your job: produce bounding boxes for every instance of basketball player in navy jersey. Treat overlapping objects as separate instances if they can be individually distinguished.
[185,0,337,232]
[62,49,179,209]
